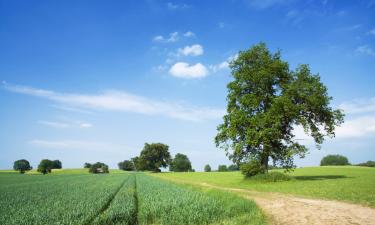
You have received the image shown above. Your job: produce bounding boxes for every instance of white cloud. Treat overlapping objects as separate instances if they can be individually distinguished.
[183,31,195,37]
[38,120,93,129]
[177,44,204,56]
[153,32,179,43]
[169,62,209,79]
[3,83,222,121]
[339,97,375,114]
[335,116,375,138]
[209,54,238,73]
[356,45,375,56]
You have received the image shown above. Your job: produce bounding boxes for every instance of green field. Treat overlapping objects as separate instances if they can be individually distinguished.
[0,170,264,225]
[153,166,375,207]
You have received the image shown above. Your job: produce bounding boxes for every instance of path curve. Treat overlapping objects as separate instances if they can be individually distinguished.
[199,182,375,225]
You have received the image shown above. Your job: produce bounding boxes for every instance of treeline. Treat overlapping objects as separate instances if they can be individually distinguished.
[117,143,194,172]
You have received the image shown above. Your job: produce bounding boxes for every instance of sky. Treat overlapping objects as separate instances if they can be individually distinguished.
[0,0,374,170]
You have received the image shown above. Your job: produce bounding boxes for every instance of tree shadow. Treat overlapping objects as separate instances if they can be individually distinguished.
[294,175,348,181]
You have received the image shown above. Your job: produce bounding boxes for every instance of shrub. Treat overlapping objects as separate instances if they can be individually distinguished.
[356,161,375,167]
[89,162,109,174]
[240,160,264,177]
[249,172,291,182]
[320,154,350,166]
[204,164,211,172]
[218,165,228,172]
[13,159,32,174]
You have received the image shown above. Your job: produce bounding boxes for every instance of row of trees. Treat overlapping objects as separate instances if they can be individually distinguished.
[118,143,193,172]
[203,164,239,172]
[13,159,62,174]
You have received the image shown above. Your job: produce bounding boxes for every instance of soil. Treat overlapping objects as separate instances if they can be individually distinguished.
[199,182,375,225]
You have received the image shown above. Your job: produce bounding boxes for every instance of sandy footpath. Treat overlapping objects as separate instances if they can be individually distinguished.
[199,182,375,225]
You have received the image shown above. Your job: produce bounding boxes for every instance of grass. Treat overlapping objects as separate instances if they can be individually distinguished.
[0,169,265,225]
[153,166,375,207]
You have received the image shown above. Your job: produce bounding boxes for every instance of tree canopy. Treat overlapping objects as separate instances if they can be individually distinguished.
[215,43,344,173]
[204,164,211,172]
[118,160,135,171]
[320,154,350,166]
[136,143,171,172]
[218,165,228,172]
[89,162,109,173]
[37,159,54,174]
[170,153,192,172]
[13,159,32,174]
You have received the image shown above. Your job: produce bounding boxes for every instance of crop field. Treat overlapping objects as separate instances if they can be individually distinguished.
[153,166,375,207]
[0,171,265,225]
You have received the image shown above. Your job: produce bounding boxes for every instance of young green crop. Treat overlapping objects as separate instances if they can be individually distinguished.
[93,174,137,225]
[0,173,129,225]
[136,174,264,225]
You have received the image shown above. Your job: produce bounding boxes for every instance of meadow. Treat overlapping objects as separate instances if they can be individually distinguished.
[0,170,265,225]
[153,166,375,207]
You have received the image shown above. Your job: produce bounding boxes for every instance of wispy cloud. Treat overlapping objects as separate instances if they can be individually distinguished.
[339,97,375,114]
[356,45,375,57]
[38,120,93,129]
[183,31,195,37]
[169,62,209,79]
[209,54,238,73]
[3,82,223,121]
[368,28,375,36]
[166,2,190,10]
[153,32,179,43]
[245,0,293,9]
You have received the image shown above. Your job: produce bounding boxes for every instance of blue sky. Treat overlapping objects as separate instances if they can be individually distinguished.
[0,0,374,170]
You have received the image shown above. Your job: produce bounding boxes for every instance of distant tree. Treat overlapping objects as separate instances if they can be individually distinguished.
[218,165,228,172]
[84,162,92,168]
[320,155,350,166]
[89,162,109,174]
[37,159,54,174]
[228,164,239,171]
[118,160,135,171]
[204,164,211,172]
[138,143,171,172]
[215,43,344,175]
[356,161,375,167]
[52,160,62,169]
[131,157,141,171]
[170,153,192,172]
[13,159,32,174]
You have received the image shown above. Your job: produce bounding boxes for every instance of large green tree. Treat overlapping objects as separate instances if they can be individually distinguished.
[37,159,54,174]
[13,159,32,174]
[137,143,171,172]
[118,160,135,171]
[170,153,192,172]
[215,43,344,173]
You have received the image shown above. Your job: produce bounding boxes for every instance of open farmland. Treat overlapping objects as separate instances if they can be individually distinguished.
[0,170,265,225]
[153,166,375,207]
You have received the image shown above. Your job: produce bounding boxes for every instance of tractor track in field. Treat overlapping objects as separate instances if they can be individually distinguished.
[84,176,130,225]
[198,182,375,225]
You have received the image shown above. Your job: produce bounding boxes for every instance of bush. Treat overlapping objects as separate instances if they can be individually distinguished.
[320,154,350,166]
[249,172,291,182]
[89,162,109,174]
[356,161,375,167]
[218,165,228,172]
[204,164,211,172]
[240,160,264,177]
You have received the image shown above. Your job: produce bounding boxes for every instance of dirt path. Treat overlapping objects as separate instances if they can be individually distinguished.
[199,182,375,225]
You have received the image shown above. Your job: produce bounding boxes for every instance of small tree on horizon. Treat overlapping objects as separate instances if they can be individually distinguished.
[89,162,109,173]
[170,153,192,172]
[218,165,228,172]
[118,160,135,171]
[204,164,211,172]
[37,159,54,174]
[215,42,344,176]
[84,162,92,168]
[13,159,32,174]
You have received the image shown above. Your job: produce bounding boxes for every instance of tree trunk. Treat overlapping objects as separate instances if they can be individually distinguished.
[261,155,269,173]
